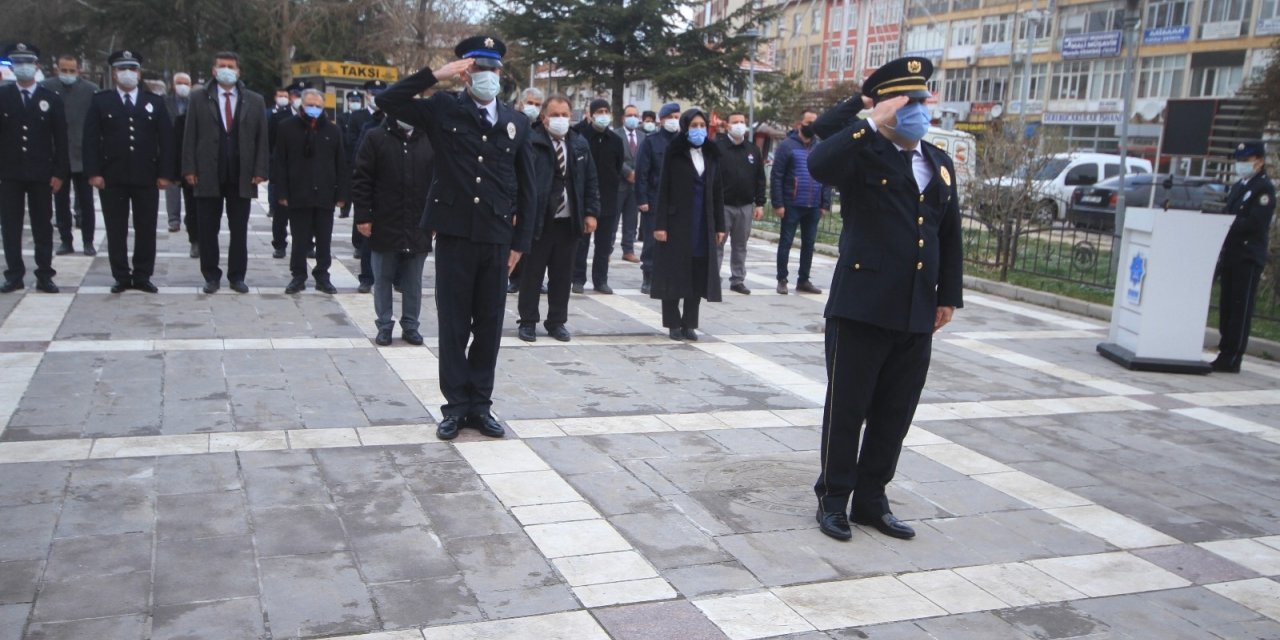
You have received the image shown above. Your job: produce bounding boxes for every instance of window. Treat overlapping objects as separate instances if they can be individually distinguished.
[981,14,1012,45]
[808,45,822,79]
[1190,65,1244,96]
[1051,60,1092,100]
[843,46,854,71]
[1200,0,1249,24]
[907,0,948,19]
[927,70,943,95]
[1137,54,1186,98]
[1016,11,1053,40]
[812,8,823,33]
[943,67,972,101]
[973,66,1008,101]
[831,7,843,32]
[1059,2,1123,36]
[866,41,895,68]
[1146,0,1191,28]
[776,48,788,72]
[1065,164,1099,186]
[951,19,978,46]
[794,12,803,35]
[1261,0,1280,34]
[631,82,647,102]
[953,0,980,10]
[828,48,840,72]
[1011,62,1048,101]
[906,24,946,53]
[1089,59,1126,99]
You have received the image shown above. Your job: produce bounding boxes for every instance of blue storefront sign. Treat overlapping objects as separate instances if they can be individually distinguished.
[1143,25,1191,44]
[1061,30,1123,59]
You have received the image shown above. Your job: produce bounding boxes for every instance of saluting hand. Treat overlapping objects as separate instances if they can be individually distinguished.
[870,95,910,129]
[934,306,954,333]
[433,59,473,82]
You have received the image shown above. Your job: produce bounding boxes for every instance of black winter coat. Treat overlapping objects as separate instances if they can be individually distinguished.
[651,136,725,302]
[352,122,434,255]
[271,115,349,209]
[573,121,625,217]
[530,125,601,240]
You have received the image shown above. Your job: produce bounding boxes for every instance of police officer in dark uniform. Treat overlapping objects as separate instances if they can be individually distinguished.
[0,43,68,293]
[339,84,379,220]
[83,50,174,294]
[377,36,536,441]
[1214,141,1275,373]
[269,80,305,259]
[807,57,963,541]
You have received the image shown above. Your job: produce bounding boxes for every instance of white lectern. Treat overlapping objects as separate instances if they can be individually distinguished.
[1097,208,1233,374]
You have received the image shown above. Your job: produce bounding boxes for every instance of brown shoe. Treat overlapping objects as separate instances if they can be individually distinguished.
[796,281,822,294]
[622,253,640,263]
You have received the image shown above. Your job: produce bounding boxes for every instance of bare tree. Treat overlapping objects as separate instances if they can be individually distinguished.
[363,0,476,72]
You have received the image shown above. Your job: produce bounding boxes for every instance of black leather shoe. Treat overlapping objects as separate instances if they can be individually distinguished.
[507,280,519,294]
[110,280,131,294]
[731,283,751,295]
[593,284,613,295]
[853,511,916,540]
[357,282,373,294]
[188,244,198,259]
[547,325,571,342]
[641,276,651,295]
[402,329,424,346]
[436,416,462,440]
[83,246,97,257]
[284,278,305,294]
[202,280,220,294]
[169,223,181,233]
[374,328,393,346]
[307,248,317,259]
[669,328,684,341]
[56,243,74,256]
[571,282,585,294]
[518,324,536,342]
[0,280,22,293]
[1211,356,1241,373]
[473,414,505,438]
[683,327,699,342]
[73,215,82,229]
[229,281,249,294]
[817,508,853,541]
[134,280,159,294]
[797,281,823,294]
[35,279,59,294]
[272,248,286,259]
[315,280,337,295]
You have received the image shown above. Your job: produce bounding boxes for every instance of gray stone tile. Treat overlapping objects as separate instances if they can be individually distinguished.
[236,449,316,469]
[662,561,764,598]
[251,504,348,557]
[566,471,664,516]
[54,495,154,539]
[1070,594,1219,640]
[902,478,1032,517]
[830,621,934,639]
[595,600,730,640]
[1133,544,1261,585]
[419,490,521,540]
[610,507,733,569]
[152,598,267,640]
[472,583,579,620]
[924,515,1052,564]
[332,481,430,533]
[0,604,28,640]
[44,532,151,581]
[584,433,671,460]
[315,447,399,486]
[717,529,843,586]
[157,492,250,540]
[707,428,797,454]
[401,461,487,495]
[0,462,70,507]
[258,552,377,638]
[385,443,462,466]
[153,536,259,606]
[913,612,1036,639]
[26,614,148,640]
[370,574,483,628]
[1143,587,1267,628]
[349,526,457,582]
[527,437,625,474]
[760,425,822,452]
[0,559,42,605]
[447,532,560,592]
[30,572,150,623]
[984,510,1113,558]
[242,464,330,508]
[994,602,1114,640]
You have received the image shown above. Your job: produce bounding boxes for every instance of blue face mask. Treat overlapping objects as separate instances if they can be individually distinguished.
[593,114,612,130]
[214,67,238,86]
[624,116,639,130]
[893,102,931,142]
[303,105,324,119]
[687,127,707,147]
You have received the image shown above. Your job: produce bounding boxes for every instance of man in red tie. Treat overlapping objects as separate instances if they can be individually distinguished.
[180,51,269,294]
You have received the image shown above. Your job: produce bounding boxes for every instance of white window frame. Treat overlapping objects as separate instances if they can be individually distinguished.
[951,19,979,46]
[981,14,1013,45]
[1089,59,1125,99]
[1011,62,1048,102]
[1190,65,1244,96]
[944,67,972,102]
[1051,59,1092,100]
[1137,54,1187,98]
[808,44,822,79]
[1146,0,1192,28]
[831,6,844,33]
[973,66,1008,101]
[906,23,947,52]
[812,8,823,33]
[1201,0,1250,24]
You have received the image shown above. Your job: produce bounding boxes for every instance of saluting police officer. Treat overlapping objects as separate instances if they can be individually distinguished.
[0,42,68,294]
[83,50,174,294]
[377,35,536,441]
[1214,141,1275,373]
[807,57,963,542]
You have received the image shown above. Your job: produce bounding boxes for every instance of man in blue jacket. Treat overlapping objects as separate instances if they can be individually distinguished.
[634,102,680,294]
[770,109,832,295]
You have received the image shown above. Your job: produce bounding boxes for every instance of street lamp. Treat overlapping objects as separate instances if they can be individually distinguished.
[1111,1,1142,273]
[743,28,760,132]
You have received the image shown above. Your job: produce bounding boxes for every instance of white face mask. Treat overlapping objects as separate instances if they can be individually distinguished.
[522,104,540,121]
[291,97,302,109]
[729,123,748,139]
[662,118,680,133]
[1234,161,1256,180]
[275,96,290,108]
[642,121,656,133]
[547,116,570,137]
[175,84,191,98]
[115,70,140,90]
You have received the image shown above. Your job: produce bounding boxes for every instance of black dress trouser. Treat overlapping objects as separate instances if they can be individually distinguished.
[573,213,619,287]
[660,256,708,329]
[814,317,932,516]
[54,172,95,247]
[519,218,579,328]
[101,184,158,283]
[1217,259,1262,368]
[288,206,334,282]
[434,234,509,419]
[0,180,56,283]
[196,188,251,284]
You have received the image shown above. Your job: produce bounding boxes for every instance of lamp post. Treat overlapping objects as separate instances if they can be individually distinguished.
[1018,0,1039,134]
[743,28,760,131]
[1111,2,1142,273]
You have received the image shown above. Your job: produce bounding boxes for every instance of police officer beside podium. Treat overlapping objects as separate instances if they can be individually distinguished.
[83,50,174,294]
[377,35,536,441]
[0,42,68,294]
[1214,141,1275,373]
[806,57,963,541]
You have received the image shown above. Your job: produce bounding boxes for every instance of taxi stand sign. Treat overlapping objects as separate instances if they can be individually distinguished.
[291,61,400,82]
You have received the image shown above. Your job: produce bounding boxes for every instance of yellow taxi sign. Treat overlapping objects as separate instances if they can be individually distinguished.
[291,61,399,82]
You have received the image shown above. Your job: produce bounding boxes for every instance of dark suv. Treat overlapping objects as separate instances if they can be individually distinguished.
[1067,174,1228,230]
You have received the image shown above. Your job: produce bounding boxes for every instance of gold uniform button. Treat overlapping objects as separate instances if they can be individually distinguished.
[880,179,887,185]
[919,194,924,202]
[477,156,484,162]
[473,197,481,204]
[917,216,924,224]
[475,177,481,183]
[918,239,925,247]
[916,261,924,270]
[482,135,488,142]
[853,263,861,270]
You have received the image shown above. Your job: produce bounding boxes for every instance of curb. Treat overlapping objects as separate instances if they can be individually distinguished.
[750,229,1279,361]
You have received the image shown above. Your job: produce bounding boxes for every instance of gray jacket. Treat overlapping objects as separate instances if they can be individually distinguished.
[181,80,269,199]
[613,125,646,190]
[40,77,99,172]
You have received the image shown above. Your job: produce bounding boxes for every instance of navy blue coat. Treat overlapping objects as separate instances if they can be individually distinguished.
[635,128,676,209]
[1221,170,1275,267]
[808,94,964,334]
[83,89,174,187]
[0,83,69,183]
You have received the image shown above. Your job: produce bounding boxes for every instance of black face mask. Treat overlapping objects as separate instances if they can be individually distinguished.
[800,124,814,139]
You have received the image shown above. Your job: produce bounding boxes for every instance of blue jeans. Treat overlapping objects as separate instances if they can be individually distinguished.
[776,205,820,284]
[371,250,426,332]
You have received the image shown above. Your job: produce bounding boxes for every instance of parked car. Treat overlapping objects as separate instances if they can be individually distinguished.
[986,152,1154,222]
[1067,174,1229,230]
[923,126,977,201]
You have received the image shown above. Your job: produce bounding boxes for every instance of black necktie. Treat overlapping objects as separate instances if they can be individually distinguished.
[479,105,490,127]
[125,94,134,111]
[901,149,918,190]
[555,139,567,177]
[20,90,30,108]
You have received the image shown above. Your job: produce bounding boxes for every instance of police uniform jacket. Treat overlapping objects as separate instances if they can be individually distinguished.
[529,125,601,241]
[271,115,350,209]
[376,67,536,254]
[1221,170,1275,267]
[635,128,675,208]
[267,105,294,155]
[180,80,270,200]
[352,121,435,255]
[344,108,375,164]
[808,94,963,334]
[0,83,69,183]
[41,77,99,173]
[83,89,174,187]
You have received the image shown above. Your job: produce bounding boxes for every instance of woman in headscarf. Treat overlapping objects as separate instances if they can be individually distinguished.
[649,108,726,341]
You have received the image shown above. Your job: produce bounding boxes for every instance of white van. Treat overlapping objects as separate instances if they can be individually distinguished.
[1005,152,1153,221]
[923,126,976,200]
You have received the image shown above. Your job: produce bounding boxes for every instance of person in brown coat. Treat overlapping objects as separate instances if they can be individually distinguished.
[649,108,726,341]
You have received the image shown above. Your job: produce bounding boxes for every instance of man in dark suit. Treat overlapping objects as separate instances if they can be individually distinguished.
[0,42,68,293]
[339,85,377,220]
[164,73,194,239]
[635,102,681,294]
[521,94,600,342]
[571,98,621,294]
[181,51,270,294]
[615,104,645,263]
[1214,141,1275,373]
[83,50,174,294]
[42,53,98,256]
[273,88,349,295]
[807,57,964,542]
[268,80,304,260]
[378,35,536,441]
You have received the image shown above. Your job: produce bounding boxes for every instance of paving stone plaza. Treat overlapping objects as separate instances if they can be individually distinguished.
[0,191,1278,640]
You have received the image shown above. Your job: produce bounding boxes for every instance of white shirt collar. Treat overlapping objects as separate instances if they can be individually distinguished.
[473,98,497,122]
[117,87,139,102]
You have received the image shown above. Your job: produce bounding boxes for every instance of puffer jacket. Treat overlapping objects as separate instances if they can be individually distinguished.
[352,121,434,254]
